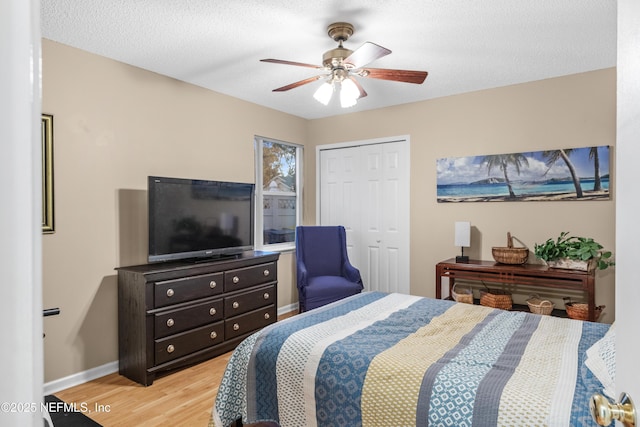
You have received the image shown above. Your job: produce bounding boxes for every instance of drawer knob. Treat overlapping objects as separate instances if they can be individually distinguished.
[264,313,270,320]
[166,318,174,327]
[232,276,240,284]
[263,269,270,276]
[166,288,174,297]
[209,307,217,316]
[263,292,270,300]
[233,323,240,331]
[232,301,239,309]
[210,331,217,339]
[167,344,175,353]
[209,280,217,289]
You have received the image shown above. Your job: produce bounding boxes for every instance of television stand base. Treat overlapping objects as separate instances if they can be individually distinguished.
[193,253,241,263]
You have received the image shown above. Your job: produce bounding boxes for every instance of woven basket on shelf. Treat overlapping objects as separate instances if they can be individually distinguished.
[492,232,529,265]
[480,286,512,310]
[563,297,604,321]
[527,294,554,315]
[451,283,473,304]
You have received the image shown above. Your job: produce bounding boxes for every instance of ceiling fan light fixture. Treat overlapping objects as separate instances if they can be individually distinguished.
[313,81,334,105]
[340,91,357,108]
[262,22,427,108]
[340,78,359,108]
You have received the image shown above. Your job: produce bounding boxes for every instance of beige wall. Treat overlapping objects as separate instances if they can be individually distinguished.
[43,38,616,384]
[42,40,306,382]
[306,68,616,312]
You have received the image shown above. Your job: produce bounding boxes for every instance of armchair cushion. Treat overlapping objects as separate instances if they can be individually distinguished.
[304,276,364,311]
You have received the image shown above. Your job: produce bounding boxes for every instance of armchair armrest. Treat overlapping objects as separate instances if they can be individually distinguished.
[297,259,309,290]
[342,260,363,286]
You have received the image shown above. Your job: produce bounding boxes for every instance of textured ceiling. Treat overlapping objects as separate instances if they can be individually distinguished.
[40,0,616,120]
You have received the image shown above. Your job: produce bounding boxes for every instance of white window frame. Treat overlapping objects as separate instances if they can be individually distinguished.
[254,136,303,251]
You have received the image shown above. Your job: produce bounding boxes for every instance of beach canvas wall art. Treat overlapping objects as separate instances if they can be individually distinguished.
[437,146,610,203]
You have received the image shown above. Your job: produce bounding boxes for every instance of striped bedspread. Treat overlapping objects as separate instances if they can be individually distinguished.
[212,292,609,427]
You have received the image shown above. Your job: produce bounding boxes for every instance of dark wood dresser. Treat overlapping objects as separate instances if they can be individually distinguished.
[117,250,279,386]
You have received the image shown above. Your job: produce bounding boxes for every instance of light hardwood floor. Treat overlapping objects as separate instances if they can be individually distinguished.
[55,351,232,427]
[55,311,296,427]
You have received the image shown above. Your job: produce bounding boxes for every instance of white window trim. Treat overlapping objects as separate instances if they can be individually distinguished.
[254,136,303,251]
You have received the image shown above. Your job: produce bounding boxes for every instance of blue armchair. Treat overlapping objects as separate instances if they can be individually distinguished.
[295,225,364,312]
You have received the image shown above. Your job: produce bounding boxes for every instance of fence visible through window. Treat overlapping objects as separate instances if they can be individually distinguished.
[260,139,299,246]
[263,194,296,243]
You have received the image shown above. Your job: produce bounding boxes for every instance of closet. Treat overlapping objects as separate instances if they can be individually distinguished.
[318,137,410,294]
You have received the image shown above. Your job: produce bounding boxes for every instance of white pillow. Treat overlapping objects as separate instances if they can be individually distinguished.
[585,322,616,398]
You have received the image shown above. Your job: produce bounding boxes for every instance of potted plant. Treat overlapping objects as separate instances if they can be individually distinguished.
[533,231,614,271]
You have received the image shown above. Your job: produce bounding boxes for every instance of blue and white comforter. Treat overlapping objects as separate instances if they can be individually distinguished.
[211,292,609,427]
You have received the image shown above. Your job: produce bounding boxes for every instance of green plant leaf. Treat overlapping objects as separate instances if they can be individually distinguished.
[533,232,614,270]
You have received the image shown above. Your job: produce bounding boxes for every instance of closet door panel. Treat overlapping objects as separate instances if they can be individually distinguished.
[319,139,410,294]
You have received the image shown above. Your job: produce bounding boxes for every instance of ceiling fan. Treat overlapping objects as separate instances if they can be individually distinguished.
[261,22,428,108]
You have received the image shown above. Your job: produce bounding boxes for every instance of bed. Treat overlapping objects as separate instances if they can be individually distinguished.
[210,292,614,427]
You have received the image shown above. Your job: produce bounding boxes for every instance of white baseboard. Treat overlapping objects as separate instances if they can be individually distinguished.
[44,361,119,396]
[44,305,298,396]
[278,302,298,316]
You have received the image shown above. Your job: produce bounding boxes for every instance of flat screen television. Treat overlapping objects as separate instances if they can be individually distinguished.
[148,176,255,263]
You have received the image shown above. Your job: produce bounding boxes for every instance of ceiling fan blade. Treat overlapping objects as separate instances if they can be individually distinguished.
[349,77,368,99]
[360,68,428,84]
[272,75,324,92]
[344,42,391,69]
[261,59,323,69]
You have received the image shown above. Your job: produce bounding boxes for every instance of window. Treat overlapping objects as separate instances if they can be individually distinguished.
[255,136,302,250]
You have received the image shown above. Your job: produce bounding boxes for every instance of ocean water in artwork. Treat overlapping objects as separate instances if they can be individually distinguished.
[437,178,609,199]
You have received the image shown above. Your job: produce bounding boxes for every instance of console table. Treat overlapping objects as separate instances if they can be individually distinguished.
[435,258,597,321]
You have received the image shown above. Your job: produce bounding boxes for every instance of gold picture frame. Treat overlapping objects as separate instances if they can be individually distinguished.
[42,114,54,233]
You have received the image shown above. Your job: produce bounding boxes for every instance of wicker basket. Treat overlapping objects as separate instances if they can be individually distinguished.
[492,232,529,265]
[563,297,604,321]
[451,283,473,304]
[480,286,512,310]
[527,294,554,315]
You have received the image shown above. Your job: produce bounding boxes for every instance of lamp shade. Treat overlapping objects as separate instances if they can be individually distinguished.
[313,78,360,108]
[454,221,471,247]
[313,82,333,105]
[340,78,359,108]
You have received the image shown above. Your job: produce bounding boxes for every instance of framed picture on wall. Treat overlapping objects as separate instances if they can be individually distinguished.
[42,113,54,233]
[437,146,610,203]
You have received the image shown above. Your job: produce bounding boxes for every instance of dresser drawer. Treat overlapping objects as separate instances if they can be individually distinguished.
[154,272,223,307]
[224,262,276,292]
[155,298,223,338]
[155,322,224,365]
[224,285,275,317]
[225,305,276,340]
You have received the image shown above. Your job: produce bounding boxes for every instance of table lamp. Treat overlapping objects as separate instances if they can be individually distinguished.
[455,221,470,263]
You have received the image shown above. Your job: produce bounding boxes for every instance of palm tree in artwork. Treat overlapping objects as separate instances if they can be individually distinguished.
[482,153,529,198]
[589,147,602,191]
[542,149,583,198]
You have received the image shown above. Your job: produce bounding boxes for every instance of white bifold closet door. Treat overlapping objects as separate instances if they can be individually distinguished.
[318,138,410,294]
